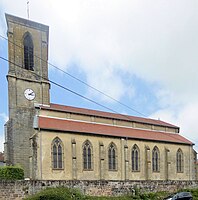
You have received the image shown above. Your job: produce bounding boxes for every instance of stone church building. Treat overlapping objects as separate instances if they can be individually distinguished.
[4,14,197,181]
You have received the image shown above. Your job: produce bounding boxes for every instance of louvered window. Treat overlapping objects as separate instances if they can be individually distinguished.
[23,33,34,70]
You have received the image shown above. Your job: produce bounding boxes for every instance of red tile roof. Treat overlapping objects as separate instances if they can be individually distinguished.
[39,103,179,129]
[37,116,192,145]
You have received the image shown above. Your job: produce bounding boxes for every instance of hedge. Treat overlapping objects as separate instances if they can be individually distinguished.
[24,186,169,200]
[25,187,86,200]
[0,166,24,180]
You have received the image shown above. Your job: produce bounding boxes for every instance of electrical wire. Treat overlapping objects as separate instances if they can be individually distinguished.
[0,56,140,121]
[1,33,196,144]
[0,34,147,117]
[1,34,183,129]
[0,55,193,145]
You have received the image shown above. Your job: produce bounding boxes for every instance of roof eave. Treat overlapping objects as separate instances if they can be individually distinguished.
[35,126,193,146]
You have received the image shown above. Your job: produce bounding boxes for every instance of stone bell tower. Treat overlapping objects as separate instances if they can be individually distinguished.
[4,14,50,177]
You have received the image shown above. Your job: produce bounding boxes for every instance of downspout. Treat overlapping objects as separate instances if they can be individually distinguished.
[124,137,128,181]
[120,138,125,180]
[40,127,42,180]
[189,145,192,181]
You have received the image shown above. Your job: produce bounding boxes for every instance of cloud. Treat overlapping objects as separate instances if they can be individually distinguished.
[48,0,198,104]
[150,102,198,153]
[1,0,198,151]
[0,113,8,122]
[1,0,198,103]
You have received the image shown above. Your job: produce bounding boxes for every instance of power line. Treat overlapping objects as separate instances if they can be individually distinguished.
[1,34,175,127]
[1,56,194,145]
[0,34,147,117]
[1,33,195,141]
[0,56,140,122]
[0,34,191,130]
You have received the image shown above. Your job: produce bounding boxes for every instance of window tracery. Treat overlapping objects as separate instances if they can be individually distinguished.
[52,137,63,169]
[108,142,117,170]
[152,146,160,172]
[176,149,184,173]
[132,144,140,171]
[83,140,93,170]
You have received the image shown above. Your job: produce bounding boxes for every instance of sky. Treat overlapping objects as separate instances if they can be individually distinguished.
[0,0,198,153]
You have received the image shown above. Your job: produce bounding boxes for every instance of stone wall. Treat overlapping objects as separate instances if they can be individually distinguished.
[0,180,198,200]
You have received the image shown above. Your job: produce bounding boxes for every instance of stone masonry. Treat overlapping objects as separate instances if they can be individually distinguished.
[4,14,50,177]
[0,180,198,200]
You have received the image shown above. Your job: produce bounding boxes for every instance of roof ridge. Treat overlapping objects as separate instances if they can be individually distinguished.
[42,103,179,128]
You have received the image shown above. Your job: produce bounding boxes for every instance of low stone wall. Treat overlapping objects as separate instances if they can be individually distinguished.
[0,180,198,200]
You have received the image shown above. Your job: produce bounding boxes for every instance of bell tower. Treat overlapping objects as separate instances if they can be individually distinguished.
[4,14,50,177]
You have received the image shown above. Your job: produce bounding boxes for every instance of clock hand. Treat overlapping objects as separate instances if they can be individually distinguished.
[28,92,34,96]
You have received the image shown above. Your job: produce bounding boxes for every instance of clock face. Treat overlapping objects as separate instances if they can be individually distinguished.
[24,88,36,101]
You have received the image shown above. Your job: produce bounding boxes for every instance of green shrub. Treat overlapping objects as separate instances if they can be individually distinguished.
[0,166,24,180]
[25,187,86,200]
[25,187,198,200]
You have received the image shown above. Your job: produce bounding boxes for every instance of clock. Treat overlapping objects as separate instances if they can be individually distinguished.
[24,88,36,100]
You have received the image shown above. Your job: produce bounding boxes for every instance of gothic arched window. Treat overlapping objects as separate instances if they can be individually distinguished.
[176,149,184,173]
[23,32,34,70]
[52,137,63,169]
[132,144,140,171]
[108,143,117,170]
[83,140,93,170]
[152,146,160,172]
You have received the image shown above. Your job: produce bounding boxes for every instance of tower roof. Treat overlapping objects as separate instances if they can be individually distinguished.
[5,13,49,41]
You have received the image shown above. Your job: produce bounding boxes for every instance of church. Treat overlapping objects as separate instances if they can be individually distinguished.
[4,13,197,181]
